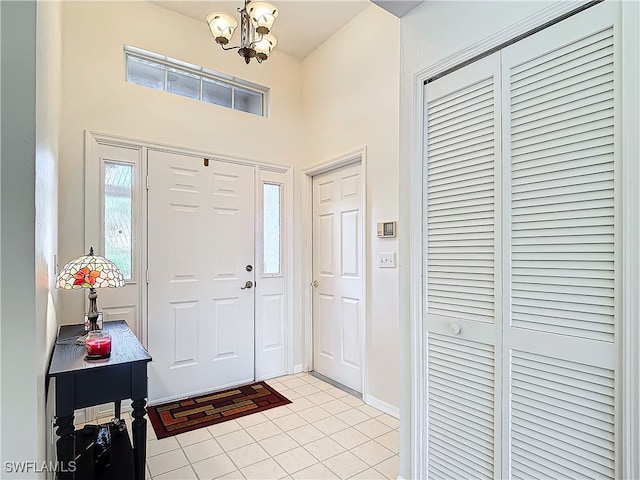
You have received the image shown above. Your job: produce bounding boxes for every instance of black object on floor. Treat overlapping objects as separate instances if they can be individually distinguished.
[71,423,134,480]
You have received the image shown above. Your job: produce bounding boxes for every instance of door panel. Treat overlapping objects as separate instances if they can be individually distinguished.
[255,172,289,380]
[93,143,143,337]
[502,3,618,477]
[424,52,502,479]
[147,150,255,403]
[312,163,363,392]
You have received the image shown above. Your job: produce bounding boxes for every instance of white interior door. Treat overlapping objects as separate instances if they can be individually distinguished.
[312,163,363,393]
[147,150,256,403]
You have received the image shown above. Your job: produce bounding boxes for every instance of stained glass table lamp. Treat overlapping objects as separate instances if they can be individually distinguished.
[56,247,125,331]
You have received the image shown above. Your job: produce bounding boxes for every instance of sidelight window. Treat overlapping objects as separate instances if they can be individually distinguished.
[263,183,282,274]
[103,161,134,280]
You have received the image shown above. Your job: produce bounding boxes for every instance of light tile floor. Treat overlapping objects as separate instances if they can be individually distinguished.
[89,373,400,480]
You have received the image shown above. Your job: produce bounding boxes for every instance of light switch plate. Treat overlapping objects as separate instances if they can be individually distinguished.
[379,252,396,268]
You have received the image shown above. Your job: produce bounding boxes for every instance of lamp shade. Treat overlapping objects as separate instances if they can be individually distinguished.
[246,1,279,35]
[206,12,238,45]
[254,33,277,61]
[56,248,125,290]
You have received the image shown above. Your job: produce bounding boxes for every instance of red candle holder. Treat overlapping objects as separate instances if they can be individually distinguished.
[85,331,112,359]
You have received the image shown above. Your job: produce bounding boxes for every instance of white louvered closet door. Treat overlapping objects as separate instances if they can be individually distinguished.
[424,2,620,478]
[502,2,618,479]
[424,53,502,480]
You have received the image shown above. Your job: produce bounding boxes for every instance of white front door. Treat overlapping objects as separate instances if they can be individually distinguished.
[147,150,256,403]
[312,163,363,392]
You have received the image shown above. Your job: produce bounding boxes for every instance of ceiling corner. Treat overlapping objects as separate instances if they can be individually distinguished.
[370,1,423,18]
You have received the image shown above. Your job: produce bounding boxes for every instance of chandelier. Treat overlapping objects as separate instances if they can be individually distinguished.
[206,1,279,65]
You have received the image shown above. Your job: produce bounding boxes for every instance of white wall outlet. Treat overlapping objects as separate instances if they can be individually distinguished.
[379,252,396,268]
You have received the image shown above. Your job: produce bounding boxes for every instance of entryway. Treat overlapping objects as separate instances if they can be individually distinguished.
[84,133,294,410]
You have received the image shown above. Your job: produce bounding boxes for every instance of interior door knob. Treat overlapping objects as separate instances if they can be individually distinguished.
[311,280,319,288]
[241,281,253,290]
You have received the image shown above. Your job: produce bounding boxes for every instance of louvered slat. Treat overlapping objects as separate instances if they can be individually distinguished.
[428,334,495,479]
[510,351,615,479]
[427,77,496,323]
[509,26,615,341]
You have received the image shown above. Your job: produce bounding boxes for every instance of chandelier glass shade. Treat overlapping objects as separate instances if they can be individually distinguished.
[206,0,279,64]
[206,12,237,46]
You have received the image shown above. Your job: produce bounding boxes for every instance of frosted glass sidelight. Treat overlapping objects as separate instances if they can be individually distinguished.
[263,183,281,274]
[104,162,133,280]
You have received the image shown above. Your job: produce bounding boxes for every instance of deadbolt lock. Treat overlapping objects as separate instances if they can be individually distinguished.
[246,265,253,272]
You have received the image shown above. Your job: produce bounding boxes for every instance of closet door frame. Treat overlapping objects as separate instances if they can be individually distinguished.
[408,1,640,479]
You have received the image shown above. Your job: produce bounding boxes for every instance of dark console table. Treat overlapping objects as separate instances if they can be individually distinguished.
[48,320,152,479]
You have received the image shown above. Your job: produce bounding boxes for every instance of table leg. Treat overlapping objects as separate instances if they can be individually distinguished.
[131,399,147,480]
[114,400,121,419]
[54,414,75,480]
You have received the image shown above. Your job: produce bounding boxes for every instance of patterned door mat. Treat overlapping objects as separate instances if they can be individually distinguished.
[147,381,291,439]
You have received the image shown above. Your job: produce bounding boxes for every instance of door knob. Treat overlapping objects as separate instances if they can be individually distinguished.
[241,281,253,290]
[311,280,319,288]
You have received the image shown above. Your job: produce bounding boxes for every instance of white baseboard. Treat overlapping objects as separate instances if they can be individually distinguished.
[293,364,303,374]
[365,393,400,418]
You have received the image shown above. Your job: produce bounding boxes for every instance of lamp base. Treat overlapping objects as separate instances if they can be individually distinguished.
[84,312,103,332]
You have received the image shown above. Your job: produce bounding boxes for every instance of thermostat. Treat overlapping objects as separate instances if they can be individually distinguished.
[377,221,396,238]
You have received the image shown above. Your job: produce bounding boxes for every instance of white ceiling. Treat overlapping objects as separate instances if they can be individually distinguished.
[151,0,372,60]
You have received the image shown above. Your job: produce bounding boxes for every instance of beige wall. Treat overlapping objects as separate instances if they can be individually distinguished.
[59,0,303,322]
[301,5,401,410]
